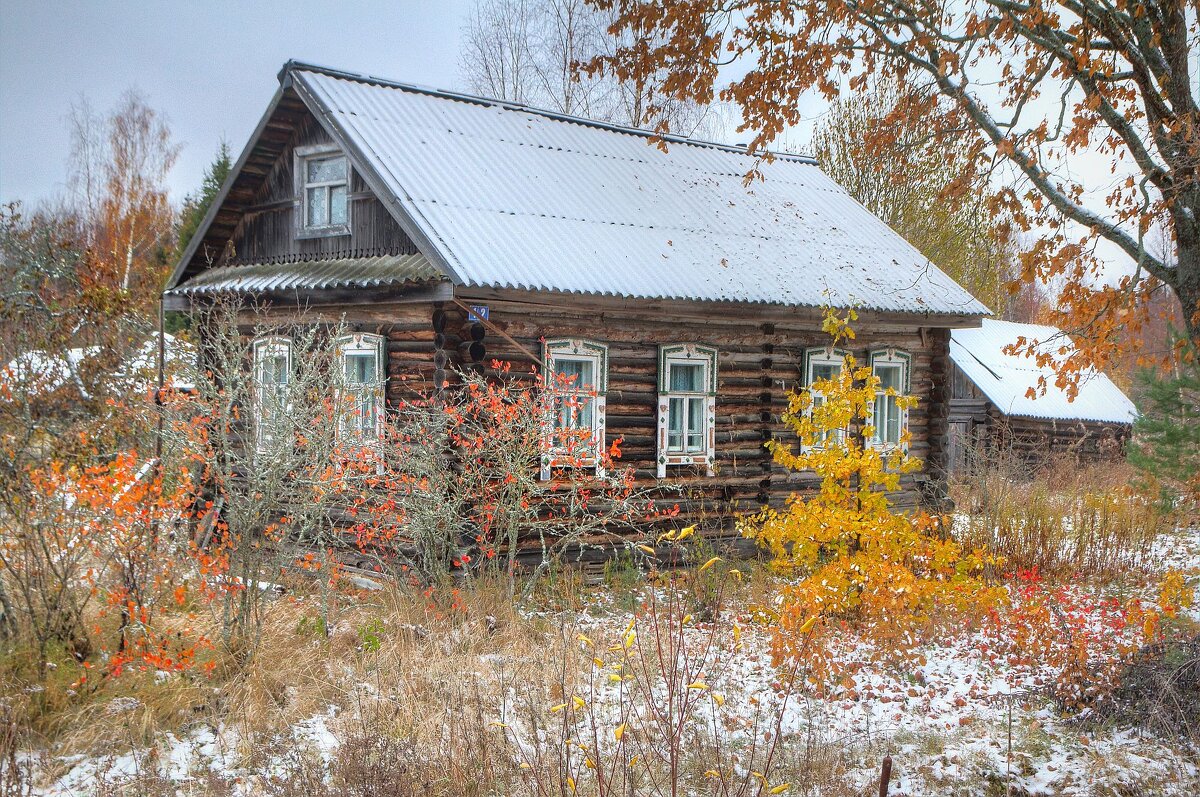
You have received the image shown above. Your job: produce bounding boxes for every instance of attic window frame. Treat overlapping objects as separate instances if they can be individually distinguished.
[295,145,351,239]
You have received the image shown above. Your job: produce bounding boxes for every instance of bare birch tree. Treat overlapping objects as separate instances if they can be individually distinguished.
[460,0,723,137]
[68,90,179,317]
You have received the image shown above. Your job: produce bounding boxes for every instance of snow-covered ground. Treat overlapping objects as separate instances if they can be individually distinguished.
[28,526,1200,796]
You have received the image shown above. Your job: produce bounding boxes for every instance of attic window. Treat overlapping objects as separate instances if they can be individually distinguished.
[296,147,349,236]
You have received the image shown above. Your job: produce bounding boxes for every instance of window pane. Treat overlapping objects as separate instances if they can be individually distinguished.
[307,156,345,183]
[330,184,348,225]
[873,395,902,444]
[811,362,841,384]
[668,396,683,450]
[262,353,288,386]
[554,396,570,431]
[554,394,592,432]
[554,358,592,388]
[687,397,705,452]
[669,362,704,392]
[885,395,901,443]
[876,363,902,391]
[345,352,376,385]
[307,187,328,226]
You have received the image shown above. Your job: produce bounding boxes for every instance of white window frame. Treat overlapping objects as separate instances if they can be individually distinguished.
[656,344,717,478]
[295,145,350,238]
[252,336,293,452]
[335,333,386,443]
[802,346,849,450]
[868,348,911,450]
[540,339,607,480]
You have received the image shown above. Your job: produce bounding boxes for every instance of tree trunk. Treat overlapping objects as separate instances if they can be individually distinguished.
[1175,240,1200,345]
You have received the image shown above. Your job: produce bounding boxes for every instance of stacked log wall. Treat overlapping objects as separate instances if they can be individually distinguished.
[227,292,961,565]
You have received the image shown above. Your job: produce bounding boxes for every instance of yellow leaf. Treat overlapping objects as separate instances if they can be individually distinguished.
[614,722,626,741]
[550,703,567,713]
[703,769,720,778]
[682,613,694,625]
[698,556,721,572]
[799,615,819,633]
[567,776,576,792]
[519,762,531,770]
[572,695,586,710]
[677,525,695,541]
[592,657,605,668]
[637,544,656,556]
[657,530,676,543]
[576,633,593,647]
[770,784,791,794]
[629,755,640,767]
[584,757,595,769]
[688,681,709,690]
[609,674,623,683]
[711,692,725,707]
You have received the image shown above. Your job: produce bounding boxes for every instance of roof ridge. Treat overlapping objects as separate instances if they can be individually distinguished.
[280,59,818,165]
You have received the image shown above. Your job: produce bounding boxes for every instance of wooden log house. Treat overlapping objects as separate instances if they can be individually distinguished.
[164,61,989,557]
[948,319,1138,473]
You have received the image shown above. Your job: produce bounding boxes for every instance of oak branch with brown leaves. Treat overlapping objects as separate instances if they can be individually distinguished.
[589,0,1199,387]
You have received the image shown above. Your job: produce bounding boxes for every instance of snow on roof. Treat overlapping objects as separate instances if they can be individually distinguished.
[271,63,987,316]
[949,319,1137,425]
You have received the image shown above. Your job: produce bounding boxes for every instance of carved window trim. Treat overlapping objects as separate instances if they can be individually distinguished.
[540,338,607,480]
[868,348,912,450]
[335,333,386,442]
[252,336,293,452]
[801,346,850,450]
[656,344,717,478]
[295,144,351,239]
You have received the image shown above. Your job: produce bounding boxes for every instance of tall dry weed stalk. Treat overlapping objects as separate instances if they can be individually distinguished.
[952,451,1168,578]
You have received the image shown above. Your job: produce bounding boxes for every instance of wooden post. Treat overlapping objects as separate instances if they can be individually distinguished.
[879,755,892,797]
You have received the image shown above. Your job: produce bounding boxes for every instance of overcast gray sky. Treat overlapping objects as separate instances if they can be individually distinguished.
[0,0,475,207]
[0,0,1140,284]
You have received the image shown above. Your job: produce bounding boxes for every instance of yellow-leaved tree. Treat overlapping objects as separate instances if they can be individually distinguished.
[741,308,1004,674]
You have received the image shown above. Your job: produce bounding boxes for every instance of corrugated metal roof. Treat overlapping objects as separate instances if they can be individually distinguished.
[284,64,988,316]
[171,254,443,294]
[950,319,1137,425]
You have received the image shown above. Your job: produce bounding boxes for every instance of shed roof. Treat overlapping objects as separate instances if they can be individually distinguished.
[170,62,988,319]
[949,319,1137,425]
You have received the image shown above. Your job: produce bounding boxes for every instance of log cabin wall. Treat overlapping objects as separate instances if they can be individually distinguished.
[231,291,959,560]
[447,291,954,523]
[221,112,418,266]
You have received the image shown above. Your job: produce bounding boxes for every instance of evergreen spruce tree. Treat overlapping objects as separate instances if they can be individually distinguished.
[1130,341,1200,511]
[175,141,231,255]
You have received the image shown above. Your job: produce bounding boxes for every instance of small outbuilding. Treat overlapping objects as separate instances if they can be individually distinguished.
[947,319,1138,472]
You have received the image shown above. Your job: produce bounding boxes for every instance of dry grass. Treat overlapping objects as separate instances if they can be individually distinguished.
[8,562,878,796]
[951,453,1170,578]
